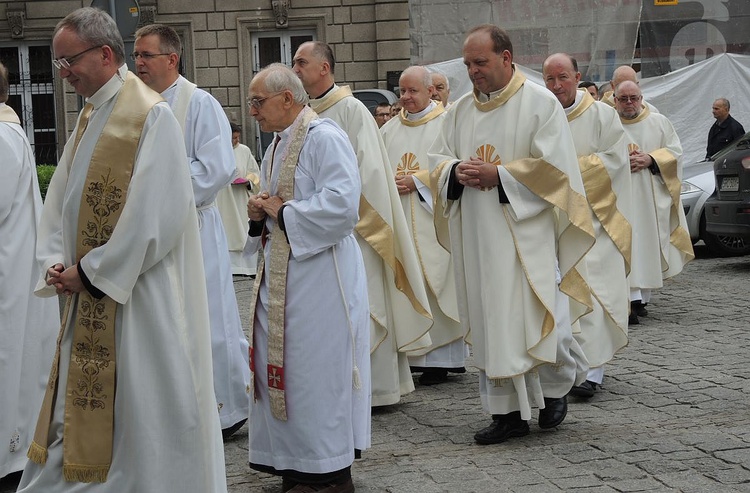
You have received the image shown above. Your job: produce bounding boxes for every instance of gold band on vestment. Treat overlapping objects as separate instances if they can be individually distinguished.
[650,147,695,259]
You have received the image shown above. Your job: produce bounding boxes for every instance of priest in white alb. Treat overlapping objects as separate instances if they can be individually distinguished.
[17,8,226,491]
[293,41,433,407]
[134,24,250,437]
[0,62,59,481]
[245,63,369,493]
[614,80,693,323]
[380,65,466,386]
[430,25,595,445]
[543,53,631,399]
[217,122,260,276]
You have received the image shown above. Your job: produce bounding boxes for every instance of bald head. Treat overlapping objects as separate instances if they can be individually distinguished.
[542,53,580,108]
[399,65,434,114]
[292,41,335,98]
[613,80,642,119]
[611,65,637,89]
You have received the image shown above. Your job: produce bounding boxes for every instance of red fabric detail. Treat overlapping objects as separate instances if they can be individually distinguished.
[267,364,285,390]
[249,347,255,373]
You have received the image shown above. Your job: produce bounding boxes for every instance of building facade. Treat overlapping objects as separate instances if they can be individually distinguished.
[0,0,410,161]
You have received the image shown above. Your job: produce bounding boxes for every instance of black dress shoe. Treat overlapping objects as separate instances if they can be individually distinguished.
[569,380,597,398]
[538,396,567,429]
[221,418,247,440]
[628,311,640,325]
[418,368,449,385]
[631,300,648,317]
[473,412,529,445]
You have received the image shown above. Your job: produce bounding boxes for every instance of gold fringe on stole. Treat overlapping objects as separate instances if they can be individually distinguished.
[63,464,109,484]
[28,73,161,483]
[650,147,695,259]
[578,154,633,271]
[27,440,48,465]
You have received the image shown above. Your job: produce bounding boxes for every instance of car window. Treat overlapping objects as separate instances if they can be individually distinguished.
[710,131,750,161]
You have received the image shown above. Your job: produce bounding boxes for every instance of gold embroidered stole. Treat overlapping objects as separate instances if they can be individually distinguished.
[28,72,162,483]
[248,106,317,421]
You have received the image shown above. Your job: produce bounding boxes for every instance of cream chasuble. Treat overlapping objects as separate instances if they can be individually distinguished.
[0,103,59,478]
[380,103,465,366]
[310,85,433,406]
[567,91,631,367]
[620,106,694,290]
[429,69,595,419]
[216,142,260,275]
[18,65,226,492]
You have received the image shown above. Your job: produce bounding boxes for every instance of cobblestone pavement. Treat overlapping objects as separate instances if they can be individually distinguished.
[3,245,750,492]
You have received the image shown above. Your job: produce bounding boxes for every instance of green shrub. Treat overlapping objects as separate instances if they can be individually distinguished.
[37,165,56,201]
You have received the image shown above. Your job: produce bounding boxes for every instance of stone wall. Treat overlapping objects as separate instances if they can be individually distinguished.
[0,0,409,156]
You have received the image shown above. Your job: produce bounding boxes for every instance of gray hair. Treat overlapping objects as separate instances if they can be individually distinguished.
[257,63,309,105]
[401,65,433,89]
[431,72,450,91]
[715,98,730,111]
[54,7,125,65]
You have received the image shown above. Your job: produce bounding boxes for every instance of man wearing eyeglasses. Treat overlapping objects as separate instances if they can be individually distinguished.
[600,65,660,114]
[614,80,693,325]
[133,24,251,440]
[543,53,631,400]
[372,102,391,127]
[293,41,433,408]
[17,7,227,491]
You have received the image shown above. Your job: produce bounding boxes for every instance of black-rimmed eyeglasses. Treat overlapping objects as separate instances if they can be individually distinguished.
[616,95,642,103]
[52,45,103,70]
[130,52,173,61]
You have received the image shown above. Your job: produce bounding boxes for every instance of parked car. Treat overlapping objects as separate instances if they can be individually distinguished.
[681,132,750,257]
[352,89,398,115]
[704,132,750,250]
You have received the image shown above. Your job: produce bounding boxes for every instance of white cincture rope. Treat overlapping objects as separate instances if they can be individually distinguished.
[332,244,362,390]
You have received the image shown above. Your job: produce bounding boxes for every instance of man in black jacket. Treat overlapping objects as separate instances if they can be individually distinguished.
[706,98,745,159]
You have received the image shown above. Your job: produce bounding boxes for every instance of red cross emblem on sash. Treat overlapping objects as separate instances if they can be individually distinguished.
[268,364,285,390]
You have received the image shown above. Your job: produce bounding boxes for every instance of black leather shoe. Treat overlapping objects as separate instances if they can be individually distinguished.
[473,413,529,445]
[221,418,247,440]
[631,301,648,317]
[418,369,449,385]
[538,396,567,429]
[569,380,597,398]
[628,311,640,325]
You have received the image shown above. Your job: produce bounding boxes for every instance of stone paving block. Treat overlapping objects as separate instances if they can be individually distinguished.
[607,477,671,491]
[714,447,750,465]
[705,465,750,483]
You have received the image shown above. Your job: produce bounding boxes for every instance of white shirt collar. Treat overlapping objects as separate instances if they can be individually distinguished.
[86,64,128,109]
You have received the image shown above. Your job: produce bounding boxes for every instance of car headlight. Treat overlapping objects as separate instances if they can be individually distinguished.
[681,182,701,194]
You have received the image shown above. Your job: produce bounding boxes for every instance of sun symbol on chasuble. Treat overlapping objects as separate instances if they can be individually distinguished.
[396,152,420,176]
[476,144,502,191]
[627,143,640,154]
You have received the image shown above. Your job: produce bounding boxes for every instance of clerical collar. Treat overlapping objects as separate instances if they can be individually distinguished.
[311,83,336,100]
[563,90,584,116]
[86,64,128,110]
[406,100,437,121]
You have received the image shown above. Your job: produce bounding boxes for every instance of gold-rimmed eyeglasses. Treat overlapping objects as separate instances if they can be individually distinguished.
[130,52,172,61]
[52,45,103,70]
[247,92,285,110]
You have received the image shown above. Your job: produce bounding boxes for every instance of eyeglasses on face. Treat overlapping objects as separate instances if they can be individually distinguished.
[616,95,642,103]
[52,45,103,70]
[130,52,172,61]
[246,92,285,109]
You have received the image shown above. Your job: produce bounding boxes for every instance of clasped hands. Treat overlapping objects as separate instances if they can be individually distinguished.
[46,263,84,296]
[455,157,500,190]
[395,174,417,195]
[248,191,284,221]
[629,150,652,173]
